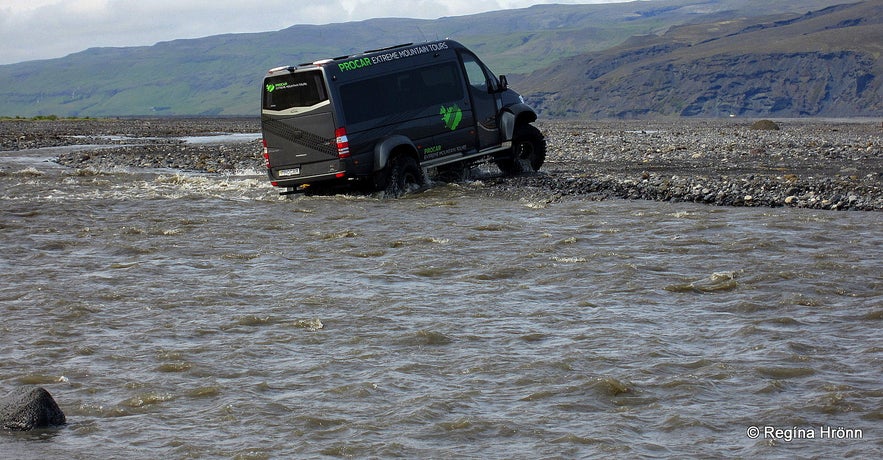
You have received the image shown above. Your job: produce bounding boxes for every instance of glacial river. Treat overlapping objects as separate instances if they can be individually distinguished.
[1,146,880,459]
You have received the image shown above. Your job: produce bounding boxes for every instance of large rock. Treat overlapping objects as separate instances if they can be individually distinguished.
[0,387,66,431]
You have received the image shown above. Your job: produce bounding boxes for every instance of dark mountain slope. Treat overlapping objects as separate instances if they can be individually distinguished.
[517,0,883,118]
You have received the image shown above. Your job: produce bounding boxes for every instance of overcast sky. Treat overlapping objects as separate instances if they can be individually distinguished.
[0,0,640,65]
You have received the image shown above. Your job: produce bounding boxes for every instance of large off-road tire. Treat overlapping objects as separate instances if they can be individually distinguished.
[496,123,546,176]
[383,155,424,198]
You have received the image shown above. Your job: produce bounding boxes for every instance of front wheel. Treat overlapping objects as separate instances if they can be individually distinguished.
[496,124,546,176]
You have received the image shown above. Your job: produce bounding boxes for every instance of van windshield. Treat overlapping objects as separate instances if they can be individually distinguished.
[263,70,327,111]
[339,61,464,125]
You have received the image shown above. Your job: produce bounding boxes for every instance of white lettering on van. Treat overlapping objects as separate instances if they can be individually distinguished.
[346,41,451,71]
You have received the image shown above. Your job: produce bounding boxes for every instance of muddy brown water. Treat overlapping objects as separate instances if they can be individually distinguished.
[1,145,880,458]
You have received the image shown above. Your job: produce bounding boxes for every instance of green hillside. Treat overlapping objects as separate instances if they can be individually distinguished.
[0,0,871,117]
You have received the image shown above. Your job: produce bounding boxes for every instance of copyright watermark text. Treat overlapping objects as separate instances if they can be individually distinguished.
[746,425,864,442]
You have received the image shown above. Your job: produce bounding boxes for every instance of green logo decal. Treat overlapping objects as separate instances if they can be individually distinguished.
[440,104,462,131]
[338,57,372,72]
[266,84,276,93]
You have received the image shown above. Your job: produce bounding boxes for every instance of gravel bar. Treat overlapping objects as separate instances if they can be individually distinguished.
[501,119,882,211]
[3,117,880,211]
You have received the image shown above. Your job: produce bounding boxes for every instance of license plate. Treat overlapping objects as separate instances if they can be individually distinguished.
[277,167,301,177]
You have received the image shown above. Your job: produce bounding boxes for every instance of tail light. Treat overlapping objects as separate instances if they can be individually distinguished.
[262,139,280,186]
[335,127,350,158]
[261,139,270,168]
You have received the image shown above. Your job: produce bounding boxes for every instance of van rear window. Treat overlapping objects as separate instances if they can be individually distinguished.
[339,62,464,125]
[263,71,327,111]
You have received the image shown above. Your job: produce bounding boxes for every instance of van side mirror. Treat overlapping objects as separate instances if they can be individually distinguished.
[498,75,509,91]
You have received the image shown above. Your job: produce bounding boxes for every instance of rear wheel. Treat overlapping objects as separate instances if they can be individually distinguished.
[496,124,546,176]
[383,155,424,197]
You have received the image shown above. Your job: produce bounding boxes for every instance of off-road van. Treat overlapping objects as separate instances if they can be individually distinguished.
[260,39,545,196]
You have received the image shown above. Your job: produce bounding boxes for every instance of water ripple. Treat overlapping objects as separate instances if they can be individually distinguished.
[1,168,880,458]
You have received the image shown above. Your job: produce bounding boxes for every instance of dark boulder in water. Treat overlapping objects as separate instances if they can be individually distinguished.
[0,386,66,431]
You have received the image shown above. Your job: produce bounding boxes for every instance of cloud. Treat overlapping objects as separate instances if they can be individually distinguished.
[0,0,632,65]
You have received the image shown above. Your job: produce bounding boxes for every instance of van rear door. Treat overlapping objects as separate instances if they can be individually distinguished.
[261,70,341,186]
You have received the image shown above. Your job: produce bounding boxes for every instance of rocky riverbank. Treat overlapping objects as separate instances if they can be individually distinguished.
[3,117,881,210]
[505,119,882,211]
[3,117,263,174]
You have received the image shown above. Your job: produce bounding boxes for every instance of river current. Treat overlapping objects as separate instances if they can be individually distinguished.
[1,145,880,459]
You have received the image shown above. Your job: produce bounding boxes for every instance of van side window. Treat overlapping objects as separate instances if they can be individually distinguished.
[263,70,327,111]
[339,61,464,125]
[461,53,496,93]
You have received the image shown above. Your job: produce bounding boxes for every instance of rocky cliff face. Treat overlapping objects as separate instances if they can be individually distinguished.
[534,51,879,118]
[676,51,877,117]
[520,1,883,118]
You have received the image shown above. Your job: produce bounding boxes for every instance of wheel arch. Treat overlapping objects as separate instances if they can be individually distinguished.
[373,135,419,172]
[500,103,538,141]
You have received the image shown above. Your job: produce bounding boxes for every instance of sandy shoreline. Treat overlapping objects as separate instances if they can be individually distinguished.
[2,117,880,210]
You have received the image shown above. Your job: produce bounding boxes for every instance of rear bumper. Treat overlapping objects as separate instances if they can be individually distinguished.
[269,169,346,188]
[268,159,345,186]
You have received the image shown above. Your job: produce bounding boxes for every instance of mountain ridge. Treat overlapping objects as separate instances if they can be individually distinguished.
[0,0,877,118]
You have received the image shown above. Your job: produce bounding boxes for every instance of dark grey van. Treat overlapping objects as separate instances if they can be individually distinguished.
[260,40,545,196]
